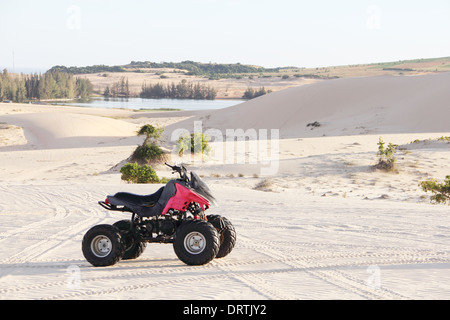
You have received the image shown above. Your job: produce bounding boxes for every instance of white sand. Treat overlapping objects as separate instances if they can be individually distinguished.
[0,72,449,300]
[168,72,450,138]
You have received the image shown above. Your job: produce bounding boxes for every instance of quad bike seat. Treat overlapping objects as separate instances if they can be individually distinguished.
[104,181,179,217]
[109,187,164,208]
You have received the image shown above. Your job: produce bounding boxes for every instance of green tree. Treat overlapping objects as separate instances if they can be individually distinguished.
[0,70,91,102]
[131,124,165,164]
[103,86,111,97]
[39,72,58,99]
[137,124,164,145]
[15,76,27,103]
[25,73,41,100]
[76,77,93,99]
[125,78,130,97]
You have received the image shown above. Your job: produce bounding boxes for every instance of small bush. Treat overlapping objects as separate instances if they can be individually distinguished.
[132,143,164,163]
[253,178,274,192]
[419,176,450,205]
[375,138,398,171]
[307,121,321,129]
[176,133,211,156]
[120,163,162,184]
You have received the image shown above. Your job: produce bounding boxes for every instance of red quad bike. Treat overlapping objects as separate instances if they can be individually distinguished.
[82,163,236,267]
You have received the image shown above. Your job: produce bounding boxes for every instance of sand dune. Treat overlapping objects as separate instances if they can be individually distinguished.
[166,72,450,139]
[0,73,449,300]
[0,112,139,149]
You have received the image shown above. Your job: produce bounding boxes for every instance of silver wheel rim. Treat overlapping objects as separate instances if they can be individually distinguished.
[91,235,112,257]
[184,231,206,255]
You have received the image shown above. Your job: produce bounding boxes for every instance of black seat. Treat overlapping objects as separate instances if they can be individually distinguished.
[106,181,179,217]
[109,187,164,208]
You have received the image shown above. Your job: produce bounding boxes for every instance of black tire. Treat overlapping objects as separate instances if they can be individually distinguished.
[207,215,236,258]
[82,224,125,267]
[113,220,146,260]
[173,220,220,266]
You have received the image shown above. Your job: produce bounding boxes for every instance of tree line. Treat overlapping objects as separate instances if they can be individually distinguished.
[242,87,270,99]
[104,77,130,98]
[0,69,93,102]
[140,79,217,100]
[48,61,285,77]
[48,65,126,74]
[128,60,267,76]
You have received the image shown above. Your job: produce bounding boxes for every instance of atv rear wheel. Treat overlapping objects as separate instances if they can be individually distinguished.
[113,220,146,260]
[82,224,125,267]
[207,215,236,258]
[173,220,219,266]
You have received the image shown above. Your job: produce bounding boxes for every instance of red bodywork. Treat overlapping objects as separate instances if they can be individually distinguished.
[161,183,210,216]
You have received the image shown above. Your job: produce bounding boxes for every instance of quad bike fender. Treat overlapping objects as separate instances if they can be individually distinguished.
[162,182,210,215]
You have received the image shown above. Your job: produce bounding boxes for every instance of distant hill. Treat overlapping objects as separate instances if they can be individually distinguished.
[125,60,271,76]
[46,56,450,99]
[47,56,450,79]
[47,65,126,74]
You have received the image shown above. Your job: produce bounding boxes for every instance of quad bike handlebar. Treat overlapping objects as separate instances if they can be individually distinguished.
[165,162,188,181]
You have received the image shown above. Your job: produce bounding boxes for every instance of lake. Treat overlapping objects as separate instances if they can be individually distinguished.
[55,97,246,111]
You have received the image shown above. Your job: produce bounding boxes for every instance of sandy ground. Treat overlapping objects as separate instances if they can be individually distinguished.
[0,72,449,300]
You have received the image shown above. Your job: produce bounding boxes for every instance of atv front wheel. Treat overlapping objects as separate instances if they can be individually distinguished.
[113,220,146,260]
[82,224,125,267]
[173,220,219,266]
[207,215,236,258]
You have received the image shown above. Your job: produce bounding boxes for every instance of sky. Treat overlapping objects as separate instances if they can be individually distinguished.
[1,0,450,72]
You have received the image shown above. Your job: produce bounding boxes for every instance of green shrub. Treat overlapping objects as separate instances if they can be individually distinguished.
[242,87,267,99]
[375,138,398,171]
[132,124,165,164]
[419,176,450,205]
[120,163,161,184]
[176,133,211,156]
[132,143,164,163]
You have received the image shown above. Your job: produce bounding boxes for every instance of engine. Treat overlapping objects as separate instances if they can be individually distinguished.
[160,219,176,236]
[142,218,177,237]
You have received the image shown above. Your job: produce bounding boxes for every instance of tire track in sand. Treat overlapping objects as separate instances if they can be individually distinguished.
[236,234,411,300]
[0,205,106,285]
[3,251,449,299]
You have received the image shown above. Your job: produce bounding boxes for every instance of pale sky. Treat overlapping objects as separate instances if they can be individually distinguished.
[1,0,450,72]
